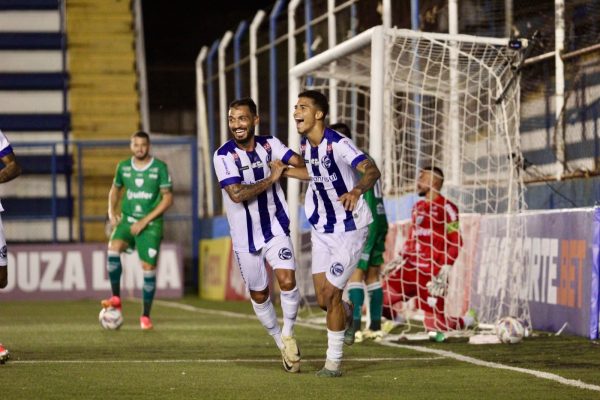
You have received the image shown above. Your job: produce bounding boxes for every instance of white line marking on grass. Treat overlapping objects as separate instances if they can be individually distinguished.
[380,341,600,392]
[155,300,600,392]
[12,357,442,365]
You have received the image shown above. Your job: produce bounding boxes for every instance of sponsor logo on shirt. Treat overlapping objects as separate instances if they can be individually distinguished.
[311,173,338,183]
[127,191,153,200]
[330,262,345,277]
[278,247,293,260]
[414,227,432,237]
[309,158,320,166]
[222,158,230,175]
[343,140,359,155]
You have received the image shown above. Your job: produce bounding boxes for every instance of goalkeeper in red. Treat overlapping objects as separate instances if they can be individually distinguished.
[382,166,475,337]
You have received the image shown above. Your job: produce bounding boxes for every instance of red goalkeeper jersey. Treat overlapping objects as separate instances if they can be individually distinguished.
[403,194,462,270]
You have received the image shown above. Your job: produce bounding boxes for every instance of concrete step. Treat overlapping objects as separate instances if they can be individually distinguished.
[0,10,60,32]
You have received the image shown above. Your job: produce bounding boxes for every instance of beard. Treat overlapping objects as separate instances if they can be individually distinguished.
[233,126,255,146]
[134,151,149,160]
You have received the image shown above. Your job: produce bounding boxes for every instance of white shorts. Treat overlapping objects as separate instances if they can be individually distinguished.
[233,235,296,292]
[311,227,368,289]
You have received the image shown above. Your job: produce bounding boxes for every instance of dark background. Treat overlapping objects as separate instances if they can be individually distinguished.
[142,0,275,121]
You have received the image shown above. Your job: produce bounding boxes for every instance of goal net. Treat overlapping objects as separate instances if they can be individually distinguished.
[288,26,530,333]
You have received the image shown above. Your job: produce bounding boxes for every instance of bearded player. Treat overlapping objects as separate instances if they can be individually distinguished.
[382,166,476,340]
[101,131,173,330]
[213,98,304,373]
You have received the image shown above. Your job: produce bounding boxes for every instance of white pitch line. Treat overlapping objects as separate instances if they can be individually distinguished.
[156,300,600,393]
[12,357,442,365]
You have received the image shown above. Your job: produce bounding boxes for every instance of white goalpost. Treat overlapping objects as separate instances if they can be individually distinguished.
[288,26,530,331]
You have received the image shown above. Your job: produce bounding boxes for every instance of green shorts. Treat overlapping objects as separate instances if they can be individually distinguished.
[110,216,163,266]
[357,223,388,271]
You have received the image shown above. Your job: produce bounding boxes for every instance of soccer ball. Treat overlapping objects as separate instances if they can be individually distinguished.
[99,307,123,330]
[495,316,524,344]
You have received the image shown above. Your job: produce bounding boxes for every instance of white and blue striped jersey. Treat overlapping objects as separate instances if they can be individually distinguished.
[214,135,296,253]
[301,128,373,233]
[0,130,14,212]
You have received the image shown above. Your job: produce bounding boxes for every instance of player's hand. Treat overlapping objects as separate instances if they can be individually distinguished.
[338,188,362,211]
[130,219,148,236]
[426,264,451,297]
[269,159,287,181]
[382,256,405,276]
[109,213,121,228]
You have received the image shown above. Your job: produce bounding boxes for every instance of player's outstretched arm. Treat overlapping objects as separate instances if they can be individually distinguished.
[224,160,286,203]
[0,153,21,184]
[339,158,381,211]
[281,153,309,181]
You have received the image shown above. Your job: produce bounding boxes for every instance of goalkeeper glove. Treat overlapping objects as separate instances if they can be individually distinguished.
[426,264,451,297]
[382,256,406,276]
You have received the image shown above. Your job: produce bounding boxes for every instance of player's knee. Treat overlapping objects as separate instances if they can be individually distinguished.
[278,277,296,291]
[250,288,270,304]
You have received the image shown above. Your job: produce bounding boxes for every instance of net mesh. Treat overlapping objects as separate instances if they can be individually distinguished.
[296,28,530,333]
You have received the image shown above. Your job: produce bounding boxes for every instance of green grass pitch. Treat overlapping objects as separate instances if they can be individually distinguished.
[0,297,599,399]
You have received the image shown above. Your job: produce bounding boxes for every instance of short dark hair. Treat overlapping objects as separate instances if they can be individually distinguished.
[329,122,350,136]
[298,90,329,119]
[421,165,444,181]
[229,97,257,116]
[131,131,150,142]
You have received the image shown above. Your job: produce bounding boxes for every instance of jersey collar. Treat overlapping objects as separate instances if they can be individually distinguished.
[130,157,154,172]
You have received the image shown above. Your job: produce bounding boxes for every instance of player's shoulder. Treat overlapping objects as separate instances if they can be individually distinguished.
[215,140,238,157]
[324,127,348,143]
[438,195,459,212]
[151,157,169,169]
[116,158,132,169]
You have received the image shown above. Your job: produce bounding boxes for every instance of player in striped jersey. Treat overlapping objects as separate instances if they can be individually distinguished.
[288,91,381,377]
[0,129,22,364]
[328,123,389,344]
[213,98,305,373]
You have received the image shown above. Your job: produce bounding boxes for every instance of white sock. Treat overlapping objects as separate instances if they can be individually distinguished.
[251,297,283,349]
[325,329,344,369]
[280,287,300,337]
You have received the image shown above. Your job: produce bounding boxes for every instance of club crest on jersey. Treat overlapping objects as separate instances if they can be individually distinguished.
[321,155,331,168]
[0,245,6,259]
[135,178,144,187]
[330,262,344,277]
[278,248,293,260]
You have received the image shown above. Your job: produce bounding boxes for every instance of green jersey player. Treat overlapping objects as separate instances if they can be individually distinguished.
[101,131,173,330]
[330,123,388,343]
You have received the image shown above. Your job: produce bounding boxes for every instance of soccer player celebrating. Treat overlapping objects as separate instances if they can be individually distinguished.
[101,131,173,330]
[213,98,304,373]
[289,91,381,377]
[328,123,389,343]
[0,128,22,364]
[382,166,476,340]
